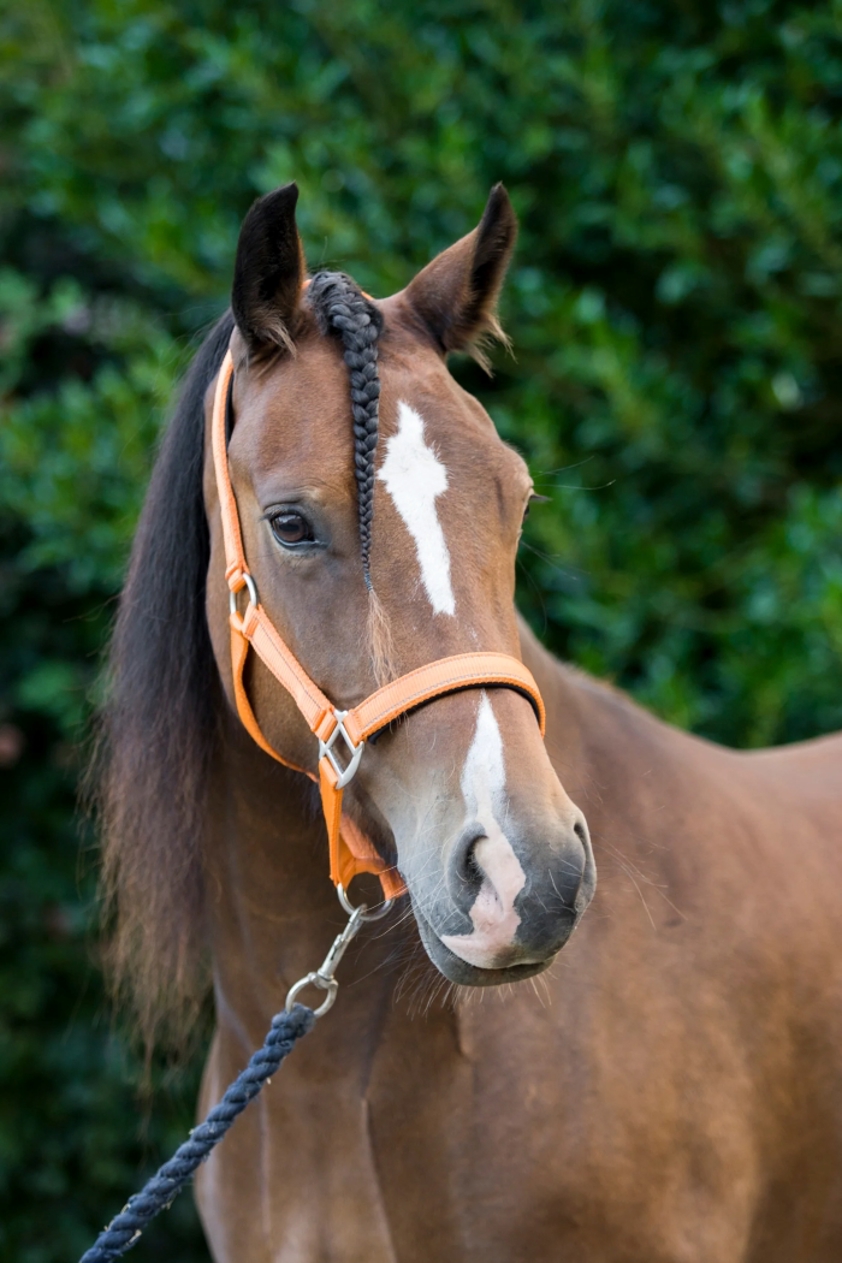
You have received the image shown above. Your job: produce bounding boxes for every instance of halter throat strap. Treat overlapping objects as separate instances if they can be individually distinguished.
[211,347,546,899]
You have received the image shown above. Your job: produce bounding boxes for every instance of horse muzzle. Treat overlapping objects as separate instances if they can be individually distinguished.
[410,814,596,986]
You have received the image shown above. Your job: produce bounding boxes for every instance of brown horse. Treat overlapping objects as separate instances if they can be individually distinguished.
[98,183,842,1262]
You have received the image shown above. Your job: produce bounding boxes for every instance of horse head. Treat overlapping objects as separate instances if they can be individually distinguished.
[202,183,596,987]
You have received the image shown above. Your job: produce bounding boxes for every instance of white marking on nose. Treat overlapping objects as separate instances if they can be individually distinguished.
[377,400,455,616]
[441,693,527,968]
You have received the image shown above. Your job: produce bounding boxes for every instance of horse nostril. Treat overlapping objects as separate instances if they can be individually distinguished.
[574,820,586,845]
[449,824,486,899]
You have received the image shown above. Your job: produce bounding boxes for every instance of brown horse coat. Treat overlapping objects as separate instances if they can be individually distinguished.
[99,183,842,1262]
[194,621,842,1261]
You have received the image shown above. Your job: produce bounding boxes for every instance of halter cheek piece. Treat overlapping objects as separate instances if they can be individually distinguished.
[212,347,546,900]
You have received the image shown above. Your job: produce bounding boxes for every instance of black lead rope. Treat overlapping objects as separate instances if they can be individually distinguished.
[79,893,391,1262]
[79,1004,315,1263]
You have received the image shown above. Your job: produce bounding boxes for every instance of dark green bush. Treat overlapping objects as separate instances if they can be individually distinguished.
[1,1,840,1256]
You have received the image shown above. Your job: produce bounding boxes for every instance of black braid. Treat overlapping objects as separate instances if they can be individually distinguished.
[308,271,383,590]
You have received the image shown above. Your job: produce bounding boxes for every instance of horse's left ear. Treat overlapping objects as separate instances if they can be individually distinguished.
[231,182,306,355]
[404,183,518,367]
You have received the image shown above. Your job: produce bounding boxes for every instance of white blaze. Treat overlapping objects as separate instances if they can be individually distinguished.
[377,400,455,616]
[441,693,527,968]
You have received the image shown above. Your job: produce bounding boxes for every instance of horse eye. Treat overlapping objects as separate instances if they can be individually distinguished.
[524,493,548,521]
[270,511,314,547]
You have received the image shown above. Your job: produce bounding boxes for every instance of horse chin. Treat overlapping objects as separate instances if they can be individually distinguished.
[412,902,556,988]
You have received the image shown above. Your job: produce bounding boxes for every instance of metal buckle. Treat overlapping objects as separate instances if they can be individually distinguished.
[318,709,365,789]
[228,571,259,617]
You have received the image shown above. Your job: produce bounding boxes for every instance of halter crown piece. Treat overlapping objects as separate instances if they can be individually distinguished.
[212,347,547,900]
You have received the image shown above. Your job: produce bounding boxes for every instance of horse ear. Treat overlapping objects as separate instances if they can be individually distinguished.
[404,183,518,368]
[231,183,306,355]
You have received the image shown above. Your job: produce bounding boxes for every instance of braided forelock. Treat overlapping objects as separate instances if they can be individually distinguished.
[307,271,383,591]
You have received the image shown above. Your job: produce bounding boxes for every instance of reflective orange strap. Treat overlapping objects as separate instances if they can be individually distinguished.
[213,350,334,742]
[318,757,405,896]
[230,623,312,777]
[211,351,249,592]
[323,653,543,896]
[212,348,403,894]
[344,652,545,745]
[238,604,334,737]
[232,617,402,891]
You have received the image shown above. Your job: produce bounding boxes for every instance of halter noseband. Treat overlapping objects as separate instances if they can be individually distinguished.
[211,347,546,899]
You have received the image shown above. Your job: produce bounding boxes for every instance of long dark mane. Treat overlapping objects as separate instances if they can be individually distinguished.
[93,273,385,1047]
[92,311,234,1047]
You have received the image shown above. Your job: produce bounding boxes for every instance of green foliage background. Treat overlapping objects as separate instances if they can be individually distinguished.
[1,1,840,1257]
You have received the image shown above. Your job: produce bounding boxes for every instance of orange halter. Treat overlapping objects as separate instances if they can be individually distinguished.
[211,348,546,900]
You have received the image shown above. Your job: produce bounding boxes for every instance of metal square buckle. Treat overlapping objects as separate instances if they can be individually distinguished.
[318,709,365,788]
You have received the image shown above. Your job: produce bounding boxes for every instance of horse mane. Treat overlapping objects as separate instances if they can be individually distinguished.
[307,273,395,682]
[91,310,234,1049]
[93,275,392,1048]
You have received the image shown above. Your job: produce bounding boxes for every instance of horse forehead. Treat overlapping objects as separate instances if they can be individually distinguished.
[230,344,354,478]
[377,376,530,508]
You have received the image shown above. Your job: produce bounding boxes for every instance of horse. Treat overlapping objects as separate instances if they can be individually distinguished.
[96,182,842,1262]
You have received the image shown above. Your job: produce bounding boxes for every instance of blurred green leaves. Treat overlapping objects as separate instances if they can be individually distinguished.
[1,0,841,1257]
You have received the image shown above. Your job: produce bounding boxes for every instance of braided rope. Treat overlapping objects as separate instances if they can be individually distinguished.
[308,273,383,590]
[79,1004,315,1263]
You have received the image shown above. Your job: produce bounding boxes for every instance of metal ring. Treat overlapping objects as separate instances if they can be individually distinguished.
[285,973,339,1019]
[337,883,394,922]
[228,572,259,615]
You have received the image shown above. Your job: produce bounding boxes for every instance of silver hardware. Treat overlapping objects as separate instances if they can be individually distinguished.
[337,882,394,921]
[285,971,339,1019]
[229,572,259,615]
[318,709,365,789]
[285,886,393,1018]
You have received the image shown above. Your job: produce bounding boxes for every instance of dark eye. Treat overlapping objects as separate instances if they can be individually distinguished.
[524,492,548,521]
[270,511,315,547]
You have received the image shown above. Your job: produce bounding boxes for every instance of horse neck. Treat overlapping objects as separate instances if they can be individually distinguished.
[516,615,680,862]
